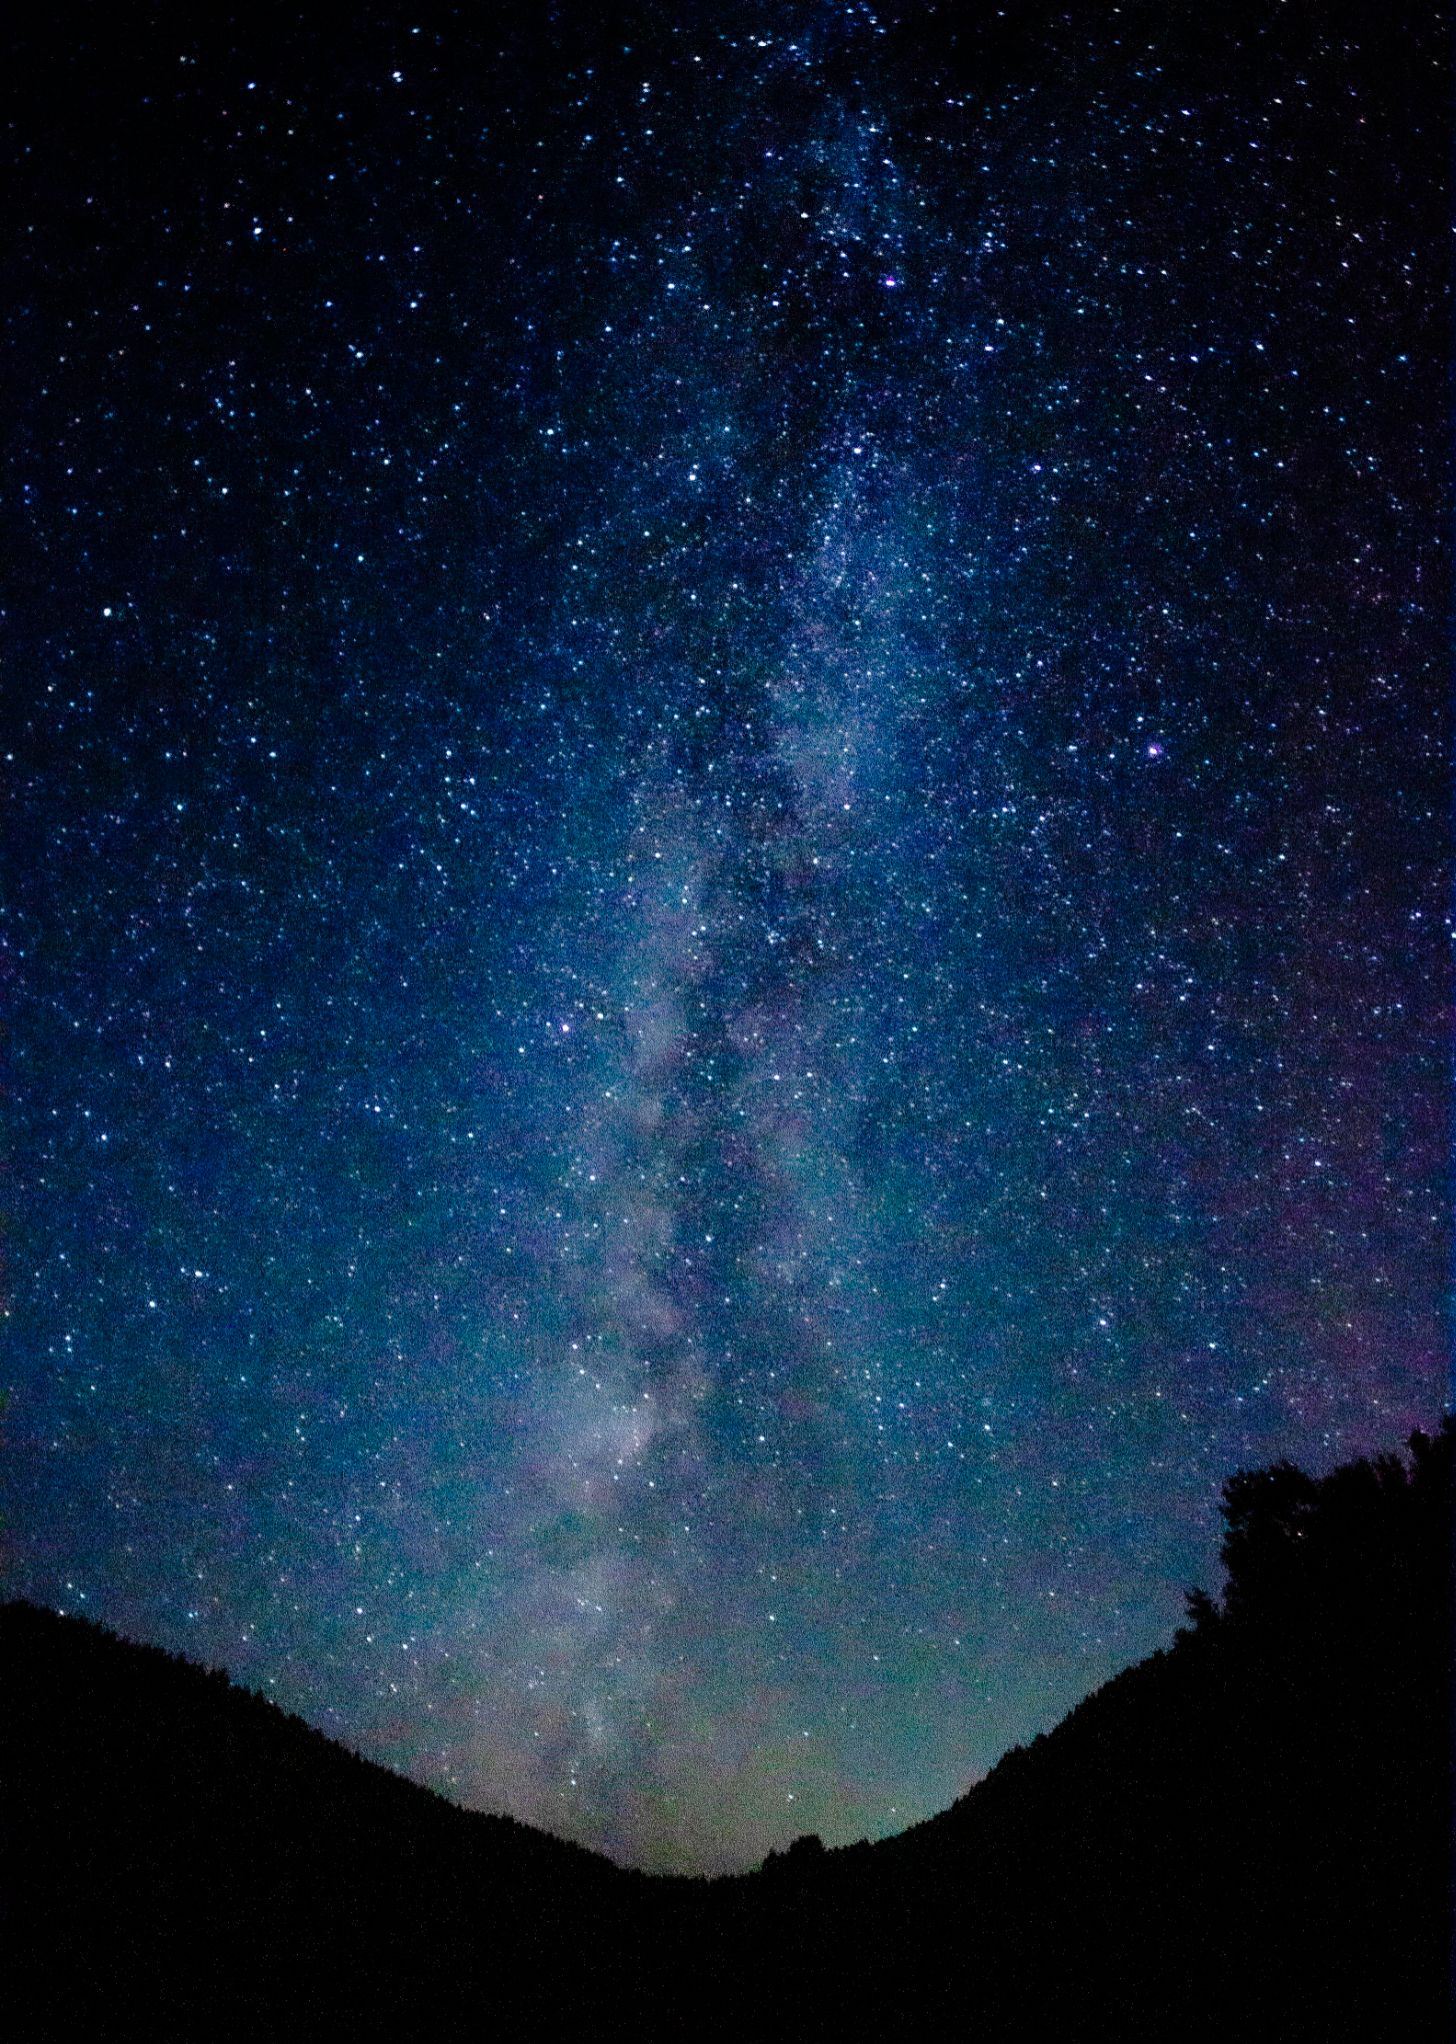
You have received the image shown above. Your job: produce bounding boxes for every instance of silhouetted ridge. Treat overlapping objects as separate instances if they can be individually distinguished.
[5,1598,609,1866]
[5,1600,636,2031]
[7,1422,1450,2037]
[793,1419,1453,2036]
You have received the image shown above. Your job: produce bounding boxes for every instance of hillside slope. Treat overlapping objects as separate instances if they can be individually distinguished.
[746,1419,1453,2035]
[6,1423,1450,2036]
[4,1599,646,2029]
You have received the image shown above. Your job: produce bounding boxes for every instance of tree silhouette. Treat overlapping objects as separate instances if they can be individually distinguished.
[1208,1418,1452,1643]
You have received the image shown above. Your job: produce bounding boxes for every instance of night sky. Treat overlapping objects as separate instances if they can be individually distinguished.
[6,2,1449,1873]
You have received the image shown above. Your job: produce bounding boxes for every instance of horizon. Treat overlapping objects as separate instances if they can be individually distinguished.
[6,0,1448,1876]
[17,1414,1447,1872]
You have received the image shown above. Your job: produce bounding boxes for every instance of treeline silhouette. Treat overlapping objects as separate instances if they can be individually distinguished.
[7,1422,1451,2036]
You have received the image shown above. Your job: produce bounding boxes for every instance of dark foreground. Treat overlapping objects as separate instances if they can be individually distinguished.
[7,1424,1451,2038]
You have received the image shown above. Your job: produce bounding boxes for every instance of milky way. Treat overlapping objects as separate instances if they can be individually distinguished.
[7,2,1448,1870]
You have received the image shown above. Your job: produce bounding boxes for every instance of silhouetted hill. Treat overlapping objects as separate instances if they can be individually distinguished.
[805,1417,1454,2037]
[7,1422,1450,2037]
[4,1598,652,2031]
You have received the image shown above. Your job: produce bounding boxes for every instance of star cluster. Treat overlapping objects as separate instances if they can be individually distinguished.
[6,2,1448,1871]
